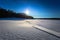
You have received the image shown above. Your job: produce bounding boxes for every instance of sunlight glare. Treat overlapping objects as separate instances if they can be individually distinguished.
[25,9,29,15]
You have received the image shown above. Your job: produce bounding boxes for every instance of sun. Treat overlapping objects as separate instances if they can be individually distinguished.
[25,9,29,15]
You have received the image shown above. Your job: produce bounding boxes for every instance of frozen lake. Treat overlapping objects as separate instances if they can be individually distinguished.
[0,19,60,40]
[27,19,60,32]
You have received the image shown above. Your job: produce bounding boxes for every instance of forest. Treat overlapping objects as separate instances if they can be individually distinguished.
[0,8,33,19]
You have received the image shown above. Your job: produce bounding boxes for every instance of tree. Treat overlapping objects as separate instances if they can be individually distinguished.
[0,8,34,19]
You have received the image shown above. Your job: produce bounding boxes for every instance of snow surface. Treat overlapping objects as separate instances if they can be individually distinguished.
[0,19,60,40]
[26,19,60,32]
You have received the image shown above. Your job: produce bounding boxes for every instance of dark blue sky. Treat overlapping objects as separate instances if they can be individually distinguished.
[0,0,60,18]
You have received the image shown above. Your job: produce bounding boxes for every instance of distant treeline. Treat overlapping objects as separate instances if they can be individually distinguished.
[0,8,33,19]
[34,18,60,20]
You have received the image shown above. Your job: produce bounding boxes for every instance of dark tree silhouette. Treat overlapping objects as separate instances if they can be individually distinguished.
[0,8,33,19]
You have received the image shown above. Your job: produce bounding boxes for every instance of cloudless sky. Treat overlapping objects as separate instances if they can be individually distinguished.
[0,0,60,18]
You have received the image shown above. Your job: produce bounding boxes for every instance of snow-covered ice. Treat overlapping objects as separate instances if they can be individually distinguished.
[27,19,60,32]
[0,19,60,40]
